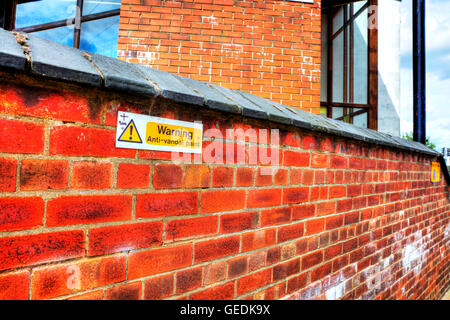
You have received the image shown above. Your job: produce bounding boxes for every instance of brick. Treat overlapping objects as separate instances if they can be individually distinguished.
[330,155,348,169]
[194,236,240,263]
[184,164,210,188]
[0,158,16,192]
[292,203,315,220]
[329,185,346,199]
[136,192,198,218]
[273,258,300,281]
[247,188,282,208]
[304,218,326,235]
[317,201,336,216]
[277,222,304,243]
[212,166,234,187]
[190,282,235,300]
[153,163,183,189]
[49,126,135,158]
[0,271,29,300]
[283,187,309,204]
[200,190,246,213]
[31,255,126,299]
[228,256,248,278]
[117,163,150,189]
[176,267,202,294]
[287,272,308,294]
[20,159,68,191]
[71,161,112,190]
[89,222,163,256]
[0,197,44,232]
[105,282,142,300]
[248,251,266,271]
[325,215,344,230]
[144,274,174,300]
[302,135,320,150]
[166,216,218,241]
[203,261,226,285]
[0,119,44,154]
[236,167,254,186]
[236,269,271,296]
[274,168,288,185]
[241,228,276,252]
[0,230,85,271]
[311,262,332,282]
[283,150,310,167]
[66,290,103,300]
[128,244,192,279]
[255,167,273,186]
[261,207,291,227]
[311,154,329,168]
[301,250,323,270]
[220,211,259,233]
[46,195,132,226]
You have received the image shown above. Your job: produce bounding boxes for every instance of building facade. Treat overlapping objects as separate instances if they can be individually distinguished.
[2,0,401,135]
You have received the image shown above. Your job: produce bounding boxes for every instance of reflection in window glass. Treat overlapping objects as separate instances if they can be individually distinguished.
[80,16,119,58]
[83,0,121,15]
[15,0,77,29]
[32,26,74,47]
[353,109,368,128]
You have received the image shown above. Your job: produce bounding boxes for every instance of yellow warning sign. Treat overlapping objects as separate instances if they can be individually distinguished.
[118,120,142,144]
[115,111,203,154]
[145,122,202,150]
[431,162,440,183]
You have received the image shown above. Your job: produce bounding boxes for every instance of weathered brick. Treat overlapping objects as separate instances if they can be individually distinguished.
[46,195,132,226]
[0,197,44,232]
[190,282,235,300]
[71,161,112,190]
[0,271,29,300]
[241,229,276,252]
[247,188,282,208]
[184,164,210,188]
[166,216,218,241]
[153,163,183,189]
[136,192,198,218]
[128,244,192,279]
[89,222,163,256]
[0,230,85,271]
[212,166,234,187]
[194,236,240,263]
[105,282,142,300]
[236,269,271,296]
[176,267,202,294]
[117,163,150,189]
[220,211,258,234]
[283,187,309,204]
[260,207,291,227]
[144,274,174,300]
[0,158,16,192]
[20,159,68,191]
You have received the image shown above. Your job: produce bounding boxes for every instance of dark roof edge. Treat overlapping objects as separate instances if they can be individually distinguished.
[0,28,442,161]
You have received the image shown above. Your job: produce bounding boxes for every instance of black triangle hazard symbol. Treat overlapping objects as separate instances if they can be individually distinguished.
[118,120,143,143]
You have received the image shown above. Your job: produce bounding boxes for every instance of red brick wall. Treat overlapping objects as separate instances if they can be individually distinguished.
[0,74,448,300]
[118,0,321,113]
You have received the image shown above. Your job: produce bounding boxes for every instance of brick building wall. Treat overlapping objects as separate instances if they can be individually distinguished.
[118,0,321,113]
[0,70,448,300]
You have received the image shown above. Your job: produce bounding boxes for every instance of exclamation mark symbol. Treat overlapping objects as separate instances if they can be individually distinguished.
[129,125,133,140]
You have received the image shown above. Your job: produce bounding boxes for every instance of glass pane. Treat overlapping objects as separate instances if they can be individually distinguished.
[32,26,74,48]
[332,32,344,103]
[352,7,368,104]
[320,15,328,102]
[353,109,368,128]
[332,7,343,34]
[320,107,328,116]
[83,0,121,15]
[332,107,343,120]
[80,16,119,58]
[16,0,77,28]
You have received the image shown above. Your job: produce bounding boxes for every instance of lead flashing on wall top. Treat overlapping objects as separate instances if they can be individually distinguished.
[0,28,440,157]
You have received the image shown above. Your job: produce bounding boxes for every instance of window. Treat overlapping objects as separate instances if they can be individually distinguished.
[320,0,378,130]
[6,0,121,58]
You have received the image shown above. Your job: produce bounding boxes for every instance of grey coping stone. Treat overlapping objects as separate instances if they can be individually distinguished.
[0,28,439,157]
[85,52,157,97]
[209,84,267,120]
[136,65,204,106]
[234,90,293,125]
[0,28,27,71]
[174,76,241,114]
[26,34,102,86]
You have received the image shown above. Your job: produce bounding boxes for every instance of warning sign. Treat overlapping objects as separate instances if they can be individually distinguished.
[115,111,203,154]
[431,162,440,183]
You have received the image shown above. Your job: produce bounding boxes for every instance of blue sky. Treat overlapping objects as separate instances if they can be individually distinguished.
[400,0,450,151]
